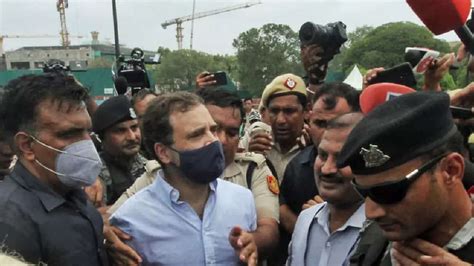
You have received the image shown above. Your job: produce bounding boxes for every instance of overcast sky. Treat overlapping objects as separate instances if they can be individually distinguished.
[0,0,460,55]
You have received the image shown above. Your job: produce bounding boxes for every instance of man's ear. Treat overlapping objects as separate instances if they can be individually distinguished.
[14,132,35,161]
[154,143,173,164]
[440,152,464,186]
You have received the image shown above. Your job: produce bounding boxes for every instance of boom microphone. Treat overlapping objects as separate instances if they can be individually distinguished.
[360,83,415,114]
[407,0,474,53]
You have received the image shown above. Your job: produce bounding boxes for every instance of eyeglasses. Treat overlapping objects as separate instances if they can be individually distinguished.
[352,153,446,205]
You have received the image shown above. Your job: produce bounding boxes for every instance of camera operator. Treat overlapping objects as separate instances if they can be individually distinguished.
[299,21,348,99]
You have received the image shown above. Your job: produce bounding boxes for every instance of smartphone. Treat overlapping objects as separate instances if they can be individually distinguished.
[368,63,417,88]
[212,71,228,86]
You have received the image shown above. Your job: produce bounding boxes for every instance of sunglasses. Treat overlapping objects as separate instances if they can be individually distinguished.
[352,153,446,205]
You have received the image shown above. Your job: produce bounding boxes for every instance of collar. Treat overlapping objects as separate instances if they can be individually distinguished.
[315,202,366,233]
[445,218,474,250]
[9,162,66,212]
[155,170,218,204]
[223,161,242,179]
[273,142,301,155]
[101,152,146,171]
[297,145,317,166]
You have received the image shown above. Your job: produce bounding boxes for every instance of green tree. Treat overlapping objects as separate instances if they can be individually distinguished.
[342,22,451,73]
[150,49,237,92]
[233,23,304,96]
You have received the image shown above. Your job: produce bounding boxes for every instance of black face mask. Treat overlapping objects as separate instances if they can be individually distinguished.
[169,141,225,184]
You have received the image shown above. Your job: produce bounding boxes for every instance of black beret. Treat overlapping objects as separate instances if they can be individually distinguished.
[92,95,137,134]
[337,92,457,175]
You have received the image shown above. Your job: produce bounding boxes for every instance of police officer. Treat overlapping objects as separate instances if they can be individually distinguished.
[92,95,147,205]
[247,73,308,182]
[337,92,474,265]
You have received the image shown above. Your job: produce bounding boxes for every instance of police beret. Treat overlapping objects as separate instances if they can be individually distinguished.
[337,92,457,175]
[261,73,307,107]
[92,95,137,134]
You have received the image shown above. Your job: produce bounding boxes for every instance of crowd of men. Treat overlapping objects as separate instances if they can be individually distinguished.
[0,25,473,266]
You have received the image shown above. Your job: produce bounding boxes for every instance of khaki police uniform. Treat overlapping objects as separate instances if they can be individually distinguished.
[108,154,280,223]
[222,152,279,222]
[267,143,301,184]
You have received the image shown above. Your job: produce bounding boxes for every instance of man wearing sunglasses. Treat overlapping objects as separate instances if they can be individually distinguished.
[337,92,474,265]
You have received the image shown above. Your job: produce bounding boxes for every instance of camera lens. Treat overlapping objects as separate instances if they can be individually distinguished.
[299,22,317,44]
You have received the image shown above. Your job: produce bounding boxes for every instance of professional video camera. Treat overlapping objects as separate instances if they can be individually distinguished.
[299,21,348,64]
[113,47,160,95]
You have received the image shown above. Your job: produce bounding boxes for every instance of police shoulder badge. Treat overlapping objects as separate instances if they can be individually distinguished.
[284,78,297,90]
[360,144,390,168]
[267,175,280,195]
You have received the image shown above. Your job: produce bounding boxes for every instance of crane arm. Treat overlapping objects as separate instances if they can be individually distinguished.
[161,1,261,29]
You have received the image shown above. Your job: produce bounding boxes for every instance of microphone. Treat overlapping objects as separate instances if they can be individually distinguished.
[114,76,129,95]
[407,0,474,53]
[360,83,415,114]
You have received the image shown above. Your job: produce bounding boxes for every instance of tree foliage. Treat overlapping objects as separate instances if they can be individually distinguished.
[342,22,451,73]
[233,23,304,96]
[150,47,237,92]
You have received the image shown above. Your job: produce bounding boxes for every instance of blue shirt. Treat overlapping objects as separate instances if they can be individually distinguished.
[110,170,257,265]
[305,202,365,266]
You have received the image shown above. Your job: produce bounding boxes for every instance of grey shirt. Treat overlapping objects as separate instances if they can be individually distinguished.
[0,163,108,266]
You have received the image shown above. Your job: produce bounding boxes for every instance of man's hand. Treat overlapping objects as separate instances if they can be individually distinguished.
[195,71,216,89]
[248,132,273,155]
[423,53,455,91]
[302,195,324,210]
[229,226,258,266]
[392,238,471,266]
[84,179,104,208]
[297,124,312,150]
[450,82,474,107]
[363,67,385,90]
[301,44,328,84]
[104,224,142,266]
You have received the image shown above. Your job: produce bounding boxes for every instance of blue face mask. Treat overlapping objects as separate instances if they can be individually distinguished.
[170,141,225,184]
[31,137,102,188]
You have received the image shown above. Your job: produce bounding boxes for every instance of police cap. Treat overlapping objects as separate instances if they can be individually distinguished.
[92,95,137,134]
[337,92,457,175]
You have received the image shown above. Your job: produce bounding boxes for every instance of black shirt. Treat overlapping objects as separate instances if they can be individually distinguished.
[0,163,108,266]
[280,145,319,214]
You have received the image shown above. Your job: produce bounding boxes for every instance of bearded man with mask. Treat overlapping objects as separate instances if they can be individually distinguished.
[0,74,108,265]
[110,92,258,265]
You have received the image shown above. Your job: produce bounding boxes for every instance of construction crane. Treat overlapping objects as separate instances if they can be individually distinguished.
[0,34,85,55]
[162,1,261,50]
[57,0,70,47]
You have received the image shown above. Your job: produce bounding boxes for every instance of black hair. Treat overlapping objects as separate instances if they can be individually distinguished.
[243,97,253,102]
[131,88,158,109]
[0,73,89,140]
[196,88,244,123]
[313,82,360,112]
[142,92,203,161]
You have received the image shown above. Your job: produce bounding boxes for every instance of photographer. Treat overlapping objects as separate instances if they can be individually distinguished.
[299,21,348,99]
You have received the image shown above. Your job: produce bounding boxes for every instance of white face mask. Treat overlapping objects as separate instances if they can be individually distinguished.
[31,136,102,188]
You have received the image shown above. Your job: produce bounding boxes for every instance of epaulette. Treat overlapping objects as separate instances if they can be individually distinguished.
[144,160,161,173]
[234,152,266,167]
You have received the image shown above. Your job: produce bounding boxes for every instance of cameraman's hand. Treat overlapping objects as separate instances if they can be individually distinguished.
[363,67,385,90]
[301,44,328,84]
[248,132,273,155]
[195,71,216,89]
[423,53,455,91]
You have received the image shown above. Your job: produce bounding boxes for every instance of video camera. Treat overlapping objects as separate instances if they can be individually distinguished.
[113,47,160,95]
[299,21,348,64]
